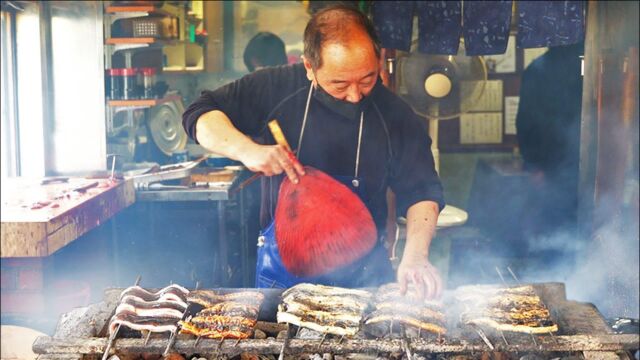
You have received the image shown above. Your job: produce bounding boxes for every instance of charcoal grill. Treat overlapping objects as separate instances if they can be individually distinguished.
[32,283,639,359]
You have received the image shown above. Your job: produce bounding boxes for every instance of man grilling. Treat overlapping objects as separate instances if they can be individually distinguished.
[182,5,445,299]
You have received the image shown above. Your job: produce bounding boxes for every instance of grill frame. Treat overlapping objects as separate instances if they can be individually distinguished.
[32,282,640,359]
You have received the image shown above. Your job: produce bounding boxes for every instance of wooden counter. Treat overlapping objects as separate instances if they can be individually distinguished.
[1,177,135,257]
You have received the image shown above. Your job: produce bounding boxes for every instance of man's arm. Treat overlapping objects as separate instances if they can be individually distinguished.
[195,110,304,183]
[397,200,442,299]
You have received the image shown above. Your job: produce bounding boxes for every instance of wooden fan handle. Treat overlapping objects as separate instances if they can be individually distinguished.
[268,120,292,152]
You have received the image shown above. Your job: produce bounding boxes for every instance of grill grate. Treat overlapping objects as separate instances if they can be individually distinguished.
[32,283,639,359]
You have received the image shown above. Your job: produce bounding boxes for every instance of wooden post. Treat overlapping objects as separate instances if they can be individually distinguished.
[204,1,224,72]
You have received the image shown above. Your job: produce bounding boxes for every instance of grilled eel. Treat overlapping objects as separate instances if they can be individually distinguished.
[278,303,362,327]
[375,302,446,323]
[375,283,444,309]
[120,295,187,311]
[197,301,259,319]
[463,317,558,334]
[119,284,189,303]
[108,309,178,335]
[460,300,558,333]
[179,321,253,339]
[179,315,256,339]
[115,303,184,319]
[188,290,264,307]
[282,283,373,299]
[364,309,447,336]
[282,291,370,314]
[277,310,360,336]
[119,293,188,310]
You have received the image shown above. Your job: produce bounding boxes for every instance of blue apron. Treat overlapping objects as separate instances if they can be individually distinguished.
[255,85,394,288]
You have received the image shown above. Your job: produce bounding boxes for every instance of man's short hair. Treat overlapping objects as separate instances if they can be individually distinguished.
[303,4,381,70]
[243,32,288,72]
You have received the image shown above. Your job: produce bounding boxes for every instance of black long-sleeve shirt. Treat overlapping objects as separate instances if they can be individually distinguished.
[183,63,444,232]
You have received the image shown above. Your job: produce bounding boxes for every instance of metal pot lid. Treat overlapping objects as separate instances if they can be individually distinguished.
[147,99,187,156]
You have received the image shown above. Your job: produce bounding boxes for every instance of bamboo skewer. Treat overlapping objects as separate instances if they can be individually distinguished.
[506,266,521,285]
[473,326,494,350]
[163,329,178,357]
[500,330,509,346]
[401,326,413,360]
[495,267,507,285]
[101,276,142,360]
[317,332,327,352]
[530,333,539,347]
[143,331,151,346]
[101,324,121,360]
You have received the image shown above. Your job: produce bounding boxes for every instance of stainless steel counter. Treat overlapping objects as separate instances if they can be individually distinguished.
[134,183,233,202]
[129,180,244,286]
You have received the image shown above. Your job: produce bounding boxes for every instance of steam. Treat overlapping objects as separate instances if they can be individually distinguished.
[510,223,639,319]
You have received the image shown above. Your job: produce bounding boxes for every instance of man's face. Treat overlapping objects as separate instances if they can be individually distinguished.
[303,33,380,103]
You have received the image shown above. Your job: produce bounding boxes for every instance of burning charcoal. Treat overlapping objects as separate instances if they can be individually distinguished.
[163,354,185,360]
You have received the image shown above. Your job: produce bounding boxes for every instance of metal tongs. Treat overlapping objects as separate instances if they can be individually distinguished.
[127,155,207,190]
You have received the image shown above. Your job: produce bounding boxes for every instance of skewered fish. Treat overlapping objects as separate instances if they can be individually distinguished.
[454,285,559,334]
[188,290,264,307]
[108,310,178,335]
[119,285,189,304]
[277,283,372,336]
[366,282,447,338]
[197,301,259,318]
[281,283,373,299]
[120,295,187,312]
[375,283,443,309]
[364,309,447,337]
[180,290,264,339]
[277,310,360,336]
[115,302,183,319]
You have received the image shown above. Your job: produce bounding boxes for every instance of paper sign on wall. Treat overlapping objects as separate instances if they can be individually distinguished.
[504,96,520,135]
[460,112,503,144]
[484,36,516,73]
[462,80,503,112]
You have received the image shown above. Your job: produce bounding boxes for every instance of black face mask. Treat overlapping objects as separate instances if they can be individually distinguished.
[313,83,372,120]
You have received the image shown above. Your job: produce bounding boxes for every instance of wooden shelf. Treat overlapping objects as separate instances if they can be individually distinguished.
[162,67,204,74]
[105,5,173,17]
[107,94,181,107]
[106,37,157,45]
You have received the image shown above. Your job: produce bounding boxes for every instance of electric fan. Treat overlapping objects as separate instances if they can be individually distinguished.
[396,40,488,228]
[397,39,488,172]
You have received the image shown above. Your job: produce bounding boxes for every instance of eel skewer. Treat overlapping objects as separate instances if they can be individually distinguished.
[101,324,121,360]
[317,332,327,351]
[102,276,141,360]
[143,330,151,346]
[472,325,494,350]
[163,329,178,357]
[401,326,413,360]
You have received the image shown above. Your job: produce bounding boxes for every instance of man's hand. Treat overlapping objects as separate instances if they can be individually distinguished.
[397,254,442,300]
[239,143,305,184]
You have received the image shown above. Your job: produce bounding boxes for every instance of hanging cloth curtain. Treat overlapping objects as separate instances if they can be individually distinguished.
[371,1,585,55]
[371,1,415,52]
[416,1,462,54]
[517,1,585,48]
[462,0,513,56]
